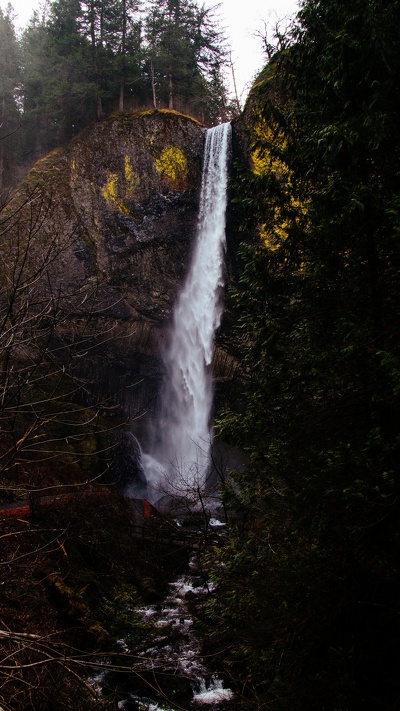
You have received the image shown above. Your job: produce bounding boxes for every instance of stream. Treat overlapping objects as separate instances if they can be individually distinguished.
[116,554,234,710]
[89,548,234,710]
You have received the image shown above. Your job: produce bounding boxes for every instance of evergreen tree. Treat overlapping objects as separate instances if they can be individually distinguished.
[0,4,21,191]
[20,1,95,161]
[144,0,227,122]
[80,0,116,119]
[207,0,400,708]
[113,0,143,111]
[13,0,227,168]
[20,0,144,160]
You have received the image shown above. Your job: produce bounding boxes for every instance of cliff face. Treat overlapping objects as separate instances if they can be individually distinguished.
[8,110,240,423]
[68,110,205,321]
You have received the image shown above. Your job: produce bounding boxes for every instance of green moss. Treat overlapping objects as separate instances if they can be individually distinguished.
[20,148,69,196]
[46,572,110,644]
[101,107,203,127]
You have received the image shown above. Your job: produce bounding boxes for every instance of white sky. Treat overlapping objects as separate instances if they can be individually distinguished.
[218,0,299,104]
[3,0,300,104]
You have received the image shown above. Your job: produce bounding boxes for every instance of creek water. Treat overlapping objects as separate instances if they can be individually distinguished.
[89,554,234,710]
[121,555,234,710]
[142,123,231,502]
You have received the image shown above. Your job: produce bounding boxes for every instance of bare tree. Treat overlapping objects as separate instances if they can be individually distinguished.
[0,152,206,711]
[254,17,293,62]
[0,183,126,506]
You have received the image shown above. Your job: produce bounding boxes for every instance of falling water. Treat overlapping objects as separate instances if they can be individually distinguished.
[143,122,231,499]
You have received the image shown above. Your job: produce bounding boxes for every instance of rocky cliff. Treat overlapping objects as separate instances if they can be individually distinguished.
[8,109,240,428]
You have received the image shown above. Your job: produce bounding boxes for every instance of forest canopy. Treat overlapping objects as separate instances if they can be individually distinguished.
[0,0,229,189]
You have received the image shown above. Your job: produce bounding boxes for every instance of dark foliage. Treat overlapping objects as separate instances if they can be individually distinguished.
[205,1,400,709]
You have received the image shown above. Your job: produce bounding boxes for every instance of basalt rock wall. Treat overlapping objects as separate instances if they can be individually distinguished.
[10,110,242,424]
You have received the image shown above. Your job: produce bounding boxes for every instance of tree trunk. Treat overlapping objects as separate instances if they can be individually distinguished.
[229,52,241,115]
[89,0,104,120]
[96,95,104,121]
[168,73,174,110]
[0,98,4,193]
[151,61,157,108]
[119,77,125,113]
[119,0,127,112]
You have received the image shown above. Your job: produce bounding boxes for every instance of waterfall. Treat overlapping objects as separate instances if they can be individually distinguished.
[143,122,231,500]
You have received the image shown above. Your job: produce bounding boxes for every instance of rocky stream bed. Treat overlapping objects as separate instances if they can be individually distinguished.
[90,553,235,710]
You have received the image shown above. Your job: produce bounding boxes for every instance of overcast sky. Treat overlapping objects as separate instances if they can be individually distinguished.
[218,0,299,102]
[3,0,300,103]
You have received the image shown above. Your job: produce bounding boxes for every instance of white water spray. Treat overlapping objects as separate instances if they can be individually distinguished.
[143,122,231,498]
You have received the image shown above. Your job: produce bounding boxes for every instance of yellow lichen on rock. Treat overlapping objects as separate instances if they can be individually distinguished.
[102,172,129,214]
[154,146,187,189]
[124,155,140,197]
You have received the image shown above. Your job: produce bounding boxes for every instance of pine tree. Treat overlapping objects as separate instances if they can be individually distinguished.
[144,0,226,122]
[0,4,21,191]
[113,0,142,111]
[16,0,226,167]
[20,1,94,160]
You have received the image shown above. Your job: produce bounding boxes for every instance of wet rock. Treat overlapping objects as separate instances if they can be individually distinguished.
[11,111,205,422]
[105,430,147,495]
